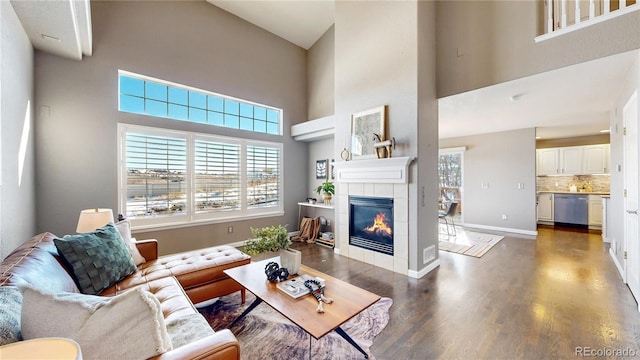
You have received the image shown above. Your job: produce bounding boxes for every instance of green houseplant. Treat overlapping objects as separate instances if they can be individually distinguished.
[243,225,291,255]
[243,225,301,274]
[315,181,335,205]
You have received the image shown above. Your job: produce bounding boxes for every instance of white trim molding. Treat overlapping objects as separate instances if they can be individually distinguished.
[610,247,626,282]
[439,146,466,155]
[333,156,416,184]
[463,223,538,237]
[291,115,335,142]
[408,259,440,279]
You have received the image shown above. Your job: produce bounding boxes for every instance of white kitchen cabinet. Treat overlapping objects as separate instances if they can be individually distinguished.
[560,147,584,175]
[537,149,560,175]
[537,193,554,222]
[583,144,610,174]
[537,144,610,175]
[588,195,603,227]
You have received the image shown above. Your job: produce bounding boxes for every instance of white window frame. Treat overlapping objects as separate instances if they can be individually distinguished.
[118,123,284,231]
[438,146,465,224]
[118,70,283,136]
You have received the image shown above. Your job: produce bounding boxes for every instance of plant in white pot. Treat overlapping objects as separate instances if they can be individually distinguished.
[243,225,301,274]
[315,181,335,205]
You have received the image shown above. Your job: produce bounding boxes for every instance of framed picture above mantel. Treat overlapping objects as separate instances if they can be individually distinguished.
[350,105,387,160]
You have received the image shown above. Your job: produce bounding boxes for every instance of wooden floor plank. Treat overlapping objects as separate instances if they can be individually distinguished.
[273,226,640,359]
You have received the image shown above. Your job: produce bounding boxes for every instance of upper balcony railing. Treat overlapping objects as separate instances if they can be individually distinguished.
[536,0,639,42]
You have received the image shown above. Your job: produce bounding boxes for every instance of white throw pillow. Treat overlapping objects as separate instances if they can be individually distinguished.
[115,219,146,265]
[20,285,172,359]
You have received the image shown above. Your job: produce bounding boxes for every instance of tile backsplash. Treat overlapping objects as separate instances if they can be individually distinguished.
[536,175,610,193]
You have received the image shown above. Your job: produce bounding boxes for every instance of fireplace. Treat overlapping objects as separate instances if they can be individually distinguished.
[349,196,394,255]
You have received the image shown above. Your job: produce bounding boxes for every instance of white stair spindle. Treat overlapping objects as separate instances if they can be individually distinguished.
[547,0,554,32]
[589,0,595,18]
[604,0,610,13]
[619,0,626,9]
[561,0,568,28]
[575,0,581,24]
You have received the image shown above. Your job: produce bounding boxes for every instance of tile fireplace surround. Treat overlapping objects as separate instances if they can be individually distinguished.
[334,157,414,275]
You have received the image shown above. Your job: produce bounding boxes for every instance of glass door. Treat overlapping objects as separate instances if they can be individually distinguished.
[438,147,464,222]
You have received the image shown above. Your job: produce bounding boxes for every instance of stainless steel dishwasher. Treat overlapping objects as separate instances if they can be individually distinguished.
[554,194,589,226]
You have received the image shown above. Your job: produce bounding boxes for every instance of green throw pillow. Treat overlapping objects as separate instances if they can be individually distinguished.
[54,223,136,295]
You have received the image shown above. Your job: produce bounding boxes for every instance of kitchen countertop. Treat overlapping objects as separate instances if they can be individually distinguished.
[537,191,610,196]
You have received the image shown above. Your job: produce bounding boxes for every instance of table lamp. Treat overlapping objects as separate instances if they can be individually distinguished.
[0,337,82,359]
[76,208,114,233]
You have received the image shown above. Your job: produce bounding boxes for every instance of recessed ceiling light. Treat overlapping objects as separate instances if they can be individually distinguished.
[600,129,611,133]
[509,93,525,102]
[41,34,60,42]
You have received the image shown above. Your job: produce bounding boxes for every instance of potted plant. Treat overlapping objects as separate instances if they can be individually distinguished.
[243,225,301,274]
[315,181,335,205]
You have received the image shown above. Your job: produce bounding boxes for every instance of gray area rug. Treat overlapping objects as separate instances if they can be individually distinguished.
[198,292,392,360]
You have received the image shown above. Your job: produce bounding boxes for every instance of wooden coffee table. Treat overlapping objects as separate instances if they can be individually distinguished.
[224,257,381,359]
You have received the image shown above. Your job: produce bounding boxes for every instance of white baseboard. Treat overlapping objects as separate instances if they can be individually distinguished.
[408,259,440,279]
[463,223,538,236]
[610,247,626,282]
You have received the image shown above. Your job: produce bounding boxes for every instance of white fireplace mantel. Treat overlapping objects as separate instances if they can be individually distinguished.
[333,156,415,184]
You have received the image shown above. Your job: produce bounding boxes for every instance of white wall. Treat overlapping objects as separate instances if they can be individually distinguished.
[334,0,439,273]
[0,2,36,259]
[610,52,640,267]
[306,25,336,232]
[308,138,334,199]
[307,26,334,120]
[34,1,308,255]
[308,26,336,205]
[416,0,440,273]
[440,128,538,234]
[436,0,640,97]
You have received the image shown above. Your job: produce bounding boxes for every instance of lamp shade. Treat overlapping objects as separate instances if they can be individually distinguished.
[76,208,114,233]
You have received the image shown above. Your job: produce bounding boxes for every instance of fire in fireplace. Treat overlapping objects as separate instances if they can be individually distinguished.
[349,196,394,255]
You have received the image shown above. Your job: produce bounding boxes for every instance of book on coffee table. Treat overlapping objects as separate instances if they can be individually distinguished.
[276,274,316,299]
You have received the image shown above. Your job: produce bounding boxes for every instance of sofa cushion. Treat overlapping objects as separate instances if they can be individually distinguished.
[115,219,146,265]
[103,245,250,295]
[109,276,200,323]
[20,285,172,359]
[165,313,215,349]
[54,223,136,295]
[0,286,22,345]
[0,233,79,293]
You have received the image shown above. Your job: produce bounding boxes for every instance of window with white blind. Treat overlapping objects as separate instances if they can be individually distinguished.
[247,145,281,209]
[118,124,283,229]
[194,139,241,214]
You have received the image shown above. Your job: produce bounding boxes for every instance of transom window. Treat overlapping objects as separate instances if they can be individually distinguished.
[118,124,283,229]
[118,70,281,135]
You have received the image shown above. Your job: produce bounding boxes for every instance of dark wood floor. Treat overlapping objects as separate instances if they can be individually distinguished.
[282,226,640,359]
